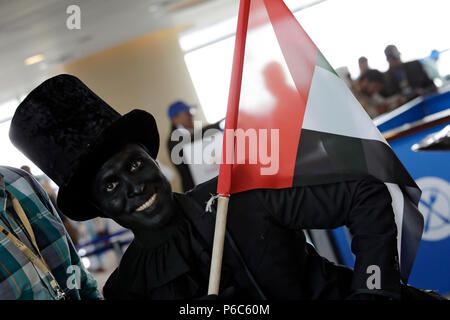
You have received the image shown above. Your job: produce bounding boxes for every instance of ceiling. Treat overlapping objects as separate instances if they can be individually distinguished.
[0,0,239,104]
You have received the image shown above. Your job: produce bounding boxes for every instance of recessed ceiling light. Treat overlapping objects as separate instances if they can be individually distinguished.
[24,54,45,66]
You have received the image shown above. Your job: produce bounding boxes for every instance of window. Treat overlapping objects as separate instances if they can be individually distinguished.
[180,0,450,123]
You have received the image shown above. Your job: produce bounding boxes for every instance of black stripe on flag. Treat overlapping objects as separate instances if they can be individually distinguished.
[293,129,418,189]
[400,186,424,282]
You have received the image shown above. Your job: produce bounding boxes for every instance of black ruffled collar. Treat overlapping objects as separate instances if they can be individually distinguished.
[115,213,211,299]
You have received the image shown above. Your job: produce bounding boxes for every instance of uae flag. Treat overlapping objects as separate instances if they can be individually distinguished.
[216,0,423,283]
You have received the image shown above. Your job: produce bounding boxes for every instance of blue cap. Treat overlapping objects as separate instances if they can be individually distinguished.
[430,50,440,60]
[168,101,191,119]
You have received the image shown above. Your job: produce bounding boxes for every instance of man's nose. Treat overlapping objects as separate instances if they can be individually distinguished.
[127,179,146,197]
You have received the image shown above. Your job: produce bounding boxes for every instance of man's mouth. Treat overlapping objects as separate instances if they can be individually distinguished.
[135,193,158,212]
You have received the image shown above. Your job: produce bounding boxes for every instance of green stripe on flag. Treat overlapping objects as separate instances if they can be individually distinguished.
[316,51,338,76]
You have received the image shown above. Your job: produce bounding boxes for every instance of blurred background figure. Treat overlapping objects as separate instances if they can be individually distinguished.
[383,45,437,103]
[167,101,197,192]
[167,100,221,192]
[357,69,389,118]
[357,69,402,118]
[358,56,369,77]
[421,50,447,87]
[168,100,195,132]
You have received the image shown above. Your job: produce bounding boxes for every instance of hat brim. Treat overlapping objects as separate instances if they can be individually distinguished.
[57,109,159,221]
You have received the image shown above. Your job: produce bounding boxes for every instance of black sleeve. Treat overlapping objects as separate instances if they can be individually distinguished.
[257,177,401,298]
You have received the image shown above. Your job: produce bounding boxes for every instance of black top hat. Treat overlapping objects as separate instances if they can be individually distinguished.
[9,74,159,221]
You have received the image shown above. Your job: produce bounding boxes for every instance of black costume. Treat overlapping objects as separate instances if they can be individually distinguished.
[103,176,399,300]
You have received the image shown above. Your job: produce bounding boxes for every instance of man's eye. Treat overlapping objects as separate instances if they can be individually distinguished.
[105,182,118,192]
[130,160,143,172]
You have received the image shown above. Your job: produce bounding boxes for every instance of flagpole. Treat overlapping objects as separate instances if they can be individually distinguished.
[207,0,250,296]
[207,196,229,295]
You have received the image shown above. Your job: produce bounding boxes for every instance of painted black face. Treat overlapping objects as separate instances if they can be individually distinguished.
[89,143,176,231]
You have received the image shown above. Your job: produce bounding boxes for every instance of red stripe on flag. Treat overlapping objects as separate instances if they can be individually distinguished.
[217,0,251,195]
[218,0,318,194]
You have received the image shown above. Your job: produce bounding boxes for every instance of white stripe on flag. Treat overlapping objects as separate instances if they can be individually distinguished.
[385,183,404,268]
[303,65,387,144]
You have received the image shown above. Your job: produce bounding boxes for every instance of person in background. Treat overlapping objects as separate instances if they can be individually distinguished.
[421,50,445,87]
[166,101,221,192]
[0,165,101,299]
[358,56,369,77]
[383,45,436,103]
[358,69,400,118]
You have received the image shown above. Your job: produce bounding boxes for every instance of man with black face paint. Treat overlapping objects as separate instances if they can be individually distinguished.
[9,75,445,300]
[89,144,177,233]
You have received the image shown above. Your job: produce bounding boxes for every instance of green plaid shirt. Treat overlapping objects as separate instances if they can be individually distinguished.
[0,166,101,300]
